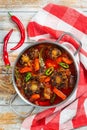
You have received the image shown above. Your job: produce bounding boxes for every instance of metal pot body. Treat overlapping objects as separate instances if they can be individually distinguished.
[12,32,81,109]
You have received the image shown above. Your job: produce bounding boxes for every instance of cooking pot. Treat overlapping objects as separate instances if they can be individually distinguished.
[10,32,82,117]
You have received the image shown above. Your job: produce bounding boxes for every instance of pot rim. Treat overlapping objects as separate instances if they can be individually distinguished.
[12,40,79,108]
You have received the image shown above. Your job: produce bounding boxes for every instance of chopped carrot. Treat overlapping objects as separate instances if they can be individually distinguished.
[44,77,51,82]
[34,58,40,71]
[39,75,47,82]
[30,94,40,101]
[19,66,32,73]
[53,87,67,100]
[62,56,73,64]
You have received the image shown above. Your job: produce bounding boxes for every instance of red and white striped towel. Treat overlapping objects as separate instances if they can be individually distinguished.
[21,3,87,130]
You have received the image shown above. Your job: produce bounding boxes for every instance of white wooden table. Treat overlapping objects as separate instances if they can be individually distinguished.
[0,0,87,130]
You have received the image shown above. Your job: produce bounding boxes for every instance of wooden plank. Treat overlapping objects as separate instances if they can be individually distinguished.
[0,0,87,9]
[0,0,43,8]
[58,0,87,8]
[0,0,87,8]
[0,7,39,12]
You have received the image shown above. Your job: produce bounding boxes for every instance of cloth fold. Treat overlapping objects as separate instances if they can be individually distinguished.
[21,3,87,130]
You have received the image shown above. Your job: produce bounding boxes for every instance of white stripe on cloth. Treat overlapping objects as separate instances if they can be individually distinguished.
[60,100,78,124]
[45,100,78,129]
[59,120,73,130]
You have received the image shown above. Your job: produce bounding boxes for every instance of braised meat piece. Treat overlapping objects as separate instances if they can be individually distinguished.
[51,68,71,89]
[24,79,44,96]
[28,48,39,60]
[48,47,62,59]
[58,67,71,76]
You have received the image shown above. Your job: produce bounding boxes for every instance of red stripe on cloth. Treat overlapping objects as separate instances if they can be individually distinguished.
[43,4,68,20]
[31,118,45,130]
[43,3,87,34]
[31,108,55,129]
[27,22,48,37]
[44,112,60,130]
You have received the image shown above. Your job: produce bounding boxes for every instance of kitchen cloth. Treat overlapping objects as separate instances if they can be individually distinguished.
[21,3,87,130]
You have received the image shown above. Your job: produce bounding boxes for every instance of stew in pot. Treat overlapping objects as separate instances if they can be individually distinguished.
[14,43,77,106]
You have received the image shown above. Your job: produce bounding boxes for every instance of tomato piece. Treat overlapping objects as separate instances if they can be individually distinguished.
[56,57,62,64]
[45,59,58,69]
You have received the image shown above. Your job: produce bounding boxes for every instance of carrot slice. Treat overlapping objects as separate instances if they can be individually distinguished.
[19,66,32,73]
[34,58,40,71]
[62,56,73,64]
[44,77,51,82]
[30,94,40,101]
[53,87,67,100]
